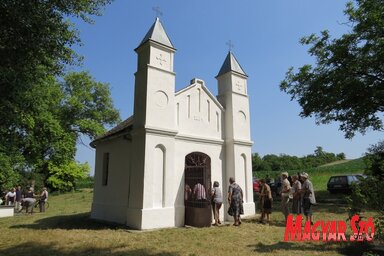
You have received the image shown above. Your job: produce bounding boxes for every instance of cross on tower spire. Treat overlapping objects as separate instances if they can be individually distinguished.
[226,40,234,52]
[152,6,163,18]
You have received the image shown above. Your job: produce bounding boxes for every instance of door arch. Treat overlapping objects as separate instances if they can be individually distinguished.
[184,152,212,227]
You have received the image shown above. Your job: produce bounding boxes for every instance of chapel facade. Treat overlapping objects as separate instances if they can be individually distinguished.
[91,18,255,229]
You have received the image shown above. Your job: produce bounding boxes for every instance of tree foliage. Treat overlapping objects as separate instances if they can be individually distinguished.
[252,147,345,172]
[364,140,384,179]
[0,151,21,192]
[47,161,90,191]
[0,0,112,100]
[348,141,384,241]
[0,0,119,191]
[1,72,120,191]
[280,0,384,138]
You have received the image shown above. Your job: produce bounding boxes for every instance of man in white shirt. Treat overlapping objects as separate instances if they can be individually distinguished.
[193,183,206,200]
[5,188,16,206]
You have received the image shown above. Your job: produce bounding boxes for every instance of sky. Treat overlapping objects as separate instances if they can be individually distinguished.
[72,0,382,175]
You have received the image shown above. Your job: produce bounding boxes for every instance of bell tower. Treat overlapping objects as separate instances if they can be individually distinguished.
[128,18,177,229]
[133,17,176,130]
[216,51,255,215]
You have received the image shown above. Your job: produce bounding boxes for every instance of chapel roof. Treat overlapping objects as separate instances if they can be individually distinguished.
[217,51,247,77]
[90,116,134,147]
[137,17,174,49]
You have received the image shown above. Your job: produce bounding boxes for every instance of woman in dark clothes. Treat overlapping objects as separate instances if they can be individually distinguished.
[227,177,244,226]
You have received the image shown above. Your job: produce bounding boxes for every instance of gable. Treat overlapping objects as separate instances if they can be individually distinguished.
[175,79,224,140]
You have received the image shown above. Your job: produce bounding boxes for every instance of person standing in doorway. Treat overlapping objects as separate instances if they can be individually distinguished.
[184,184,192,201]
[280,172,291,222]
[193,182,207,201]
[227,177,244,226]
[39,187,48,212]
[211,181,222,226]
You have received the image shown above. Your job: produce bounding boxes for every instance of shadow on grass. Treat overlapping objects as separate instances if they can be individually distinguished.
[249,241,379,256]
[10,212,125,230]
[244,217,287,227]
[315,202,349,215]
[0,242,180,256]
[316,190,349,204]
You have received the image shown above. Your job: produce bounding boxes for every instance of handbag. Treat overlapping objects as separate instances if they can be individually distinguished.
[227,207,234,216]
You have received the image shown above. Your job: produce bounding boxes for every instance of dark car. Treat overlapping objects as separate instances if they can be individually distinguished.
[327,175,360,194]
[355,174,368,180]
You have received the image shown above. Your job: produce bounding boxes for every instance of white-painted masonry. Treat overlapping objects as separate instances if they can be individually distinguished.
[91,18,255,229]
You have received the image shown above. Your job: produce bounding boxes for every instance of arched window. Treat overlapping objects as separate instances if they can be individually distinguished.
[241,153,248,203]
[153,145,166,208]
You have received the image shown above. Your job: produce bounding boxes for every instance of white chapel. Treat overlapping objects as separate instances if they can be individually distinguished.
[91,18,255,229]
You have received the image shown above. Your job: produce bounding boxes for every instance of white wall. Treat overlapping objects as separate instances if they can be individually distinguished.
[91,137,132,224]
[176,80,224,140]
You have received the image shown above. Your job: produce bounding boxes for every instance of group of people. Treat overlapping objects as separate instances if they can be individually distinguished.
[2,186,48,214]
[210,177,245,226]
[259,171,316,224]
[185,177,245,227]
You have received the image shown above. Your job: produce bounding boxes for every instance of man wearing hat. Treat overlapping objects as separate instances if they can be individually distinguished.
[301,172,316,224]
[280,172,291,222]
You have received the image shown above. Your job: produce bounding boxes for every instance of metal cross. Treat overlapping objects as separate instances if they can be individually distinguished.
[152,6,163,17]
[226,40,234,52]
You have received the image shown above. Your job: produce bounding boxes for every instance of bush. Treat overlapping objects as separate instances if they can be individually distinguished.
[75,176,94,189]
[348,140,384,242]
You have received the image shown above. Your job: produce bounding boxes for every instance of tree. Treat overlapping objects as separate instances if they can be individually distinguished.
[364,140,384,179]
[262,154,284,171]
[15,72,120,190]
[279,154,303,171]
[314,146,324,157]
[0,1,118,191]
[336,153,346,160]
[348,141,384,241]
[252,153,263,172]
[0,0,112,101]
[0,151,21,191]
[280,0,384,138]
[252,147,345,172]
[47,161,90,191]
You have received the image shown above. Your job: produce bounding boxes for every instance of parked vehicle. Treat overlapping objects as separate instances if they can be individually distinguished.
[354,174,368,180]
[327,175,360,194]
[269,182,280,198]
[253,178,261,193]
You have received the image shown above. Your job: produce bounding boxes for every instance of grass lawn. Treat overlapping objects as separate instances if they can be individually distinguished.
[0,159,381,256]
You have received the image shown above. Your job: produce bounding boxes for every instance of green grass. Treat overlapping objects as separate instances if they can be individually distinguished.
[0,159,381,256]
